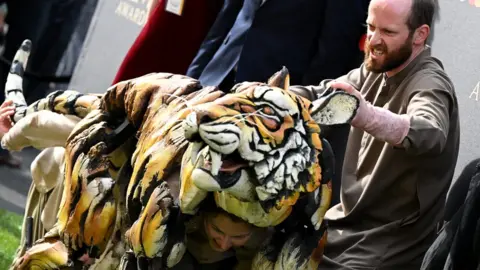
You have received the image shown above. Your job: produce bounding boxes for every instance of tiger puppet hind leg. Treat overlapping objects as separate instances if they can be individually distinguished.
[6,40,133,269]
[6,39,359,269]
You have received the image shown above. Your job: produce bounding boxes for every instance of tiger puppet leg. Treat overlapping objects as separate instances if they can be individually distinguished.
[117,78,225,270]
[5,40,132,269]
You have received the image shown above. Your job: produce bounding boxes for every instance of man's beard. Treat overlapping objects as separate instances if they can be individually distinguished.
[364,35,413,73]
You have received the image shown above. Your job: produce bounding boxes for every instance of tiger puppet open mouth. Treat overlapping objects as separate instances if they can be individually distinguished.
[6,40,359,270]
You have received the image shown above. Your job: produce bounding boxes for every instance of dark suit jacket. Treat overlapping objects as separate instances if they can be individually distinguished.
[186,0,369,87]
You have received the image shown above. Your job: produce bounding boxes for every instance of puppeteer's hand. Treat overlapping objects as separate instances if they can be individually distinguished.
[0,100,14,135]
[328,80,369,128]
[328,81,362,100]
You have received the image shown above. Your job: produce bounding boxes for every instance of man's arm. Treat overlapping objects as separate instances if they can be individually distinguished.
[290,64,369,101]
[186,0,244,79]
[329,73,455,156]
[401,78,455,155]
[301,0,368,85]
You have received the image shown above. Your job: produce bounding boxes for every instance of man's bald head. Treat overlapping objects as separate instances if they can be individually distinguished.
[370,0,438,32]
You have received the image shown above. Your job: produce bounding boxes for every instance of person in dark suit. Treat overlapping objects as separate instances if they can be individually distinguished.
[186,0,370,206]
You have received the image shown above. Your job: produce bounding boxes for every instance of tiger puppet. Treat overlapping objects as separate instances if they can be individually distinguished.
[5,40,359,270]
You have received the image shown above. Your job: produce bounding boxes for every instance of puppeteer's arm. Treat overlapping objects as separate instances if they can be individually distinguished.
[290,64,369,100]
[292,68,454,155]
[2,111,79,151]
[398,76,454,155]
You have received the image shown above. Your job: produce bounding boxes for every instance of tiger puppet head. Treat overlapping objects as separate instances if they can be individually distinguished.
[175,68,358,269]
[6,40,359,270]
[179,68,357,227]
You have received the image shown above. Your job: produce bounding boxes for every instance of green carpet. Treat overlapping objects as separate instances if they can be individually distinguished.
[0,209,22,269]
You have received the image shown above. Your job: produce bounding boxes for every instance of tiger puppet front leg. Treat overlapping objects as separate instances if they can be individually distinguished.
[6,40,134,269]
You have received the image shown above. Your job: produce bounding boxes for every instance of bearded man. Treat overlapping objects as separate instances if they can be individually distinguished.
[291,0,460,268]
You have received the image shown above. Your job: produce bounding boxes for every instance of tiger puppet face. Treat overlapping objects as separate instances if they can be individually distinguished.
[179,68,359,230]
[6,40,359,270]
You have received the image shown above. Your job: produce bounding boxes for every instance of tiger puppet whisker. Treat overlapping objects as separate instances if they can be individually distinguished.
[5,40,359,269]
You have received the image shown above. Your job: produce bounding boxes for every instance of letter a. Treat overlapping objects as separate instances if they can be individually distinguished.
[469,82,480,101]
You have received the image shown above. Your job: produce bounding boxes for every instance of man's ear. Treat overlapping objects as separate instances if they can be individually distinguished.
[414,24,430,45]
[267,66,290,90]
[310,91,359,126]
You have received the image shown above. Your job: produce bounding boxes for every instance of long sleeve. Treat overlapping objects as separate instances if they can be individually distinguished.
[301,0,368,85]
[401,74,455,155]
[186,0,244,79]
[1,111,80,151]
[290,64,369,101]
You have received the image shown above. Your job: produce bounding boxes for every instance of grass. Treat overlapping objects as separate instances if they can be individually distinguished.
[0,209,23,269]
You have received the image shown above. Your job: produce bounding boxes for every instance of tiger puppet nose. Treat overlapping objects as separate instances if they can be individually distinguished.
[182,108,254,201]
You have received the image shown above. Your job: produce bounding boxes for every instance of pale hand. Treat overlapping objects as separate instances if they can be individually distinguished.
[328,81,363,102]
[328,81,368,127]
[0,100,15,136]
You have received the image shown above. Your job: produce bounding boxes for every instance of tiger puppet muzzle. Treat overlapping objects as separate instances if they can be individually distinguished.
[5,40,359,270]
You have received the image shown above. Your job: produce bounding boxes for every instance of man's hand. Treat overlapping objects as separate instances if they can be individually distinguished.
[0,100,15,136]
[327,80,368,127]
[328,81,363,102]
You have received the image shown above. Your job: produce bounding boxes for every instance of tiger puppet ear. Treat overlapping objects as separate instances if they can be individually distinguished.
[309,87,359,126]
[267,66,290,90]
[231,66,291,93]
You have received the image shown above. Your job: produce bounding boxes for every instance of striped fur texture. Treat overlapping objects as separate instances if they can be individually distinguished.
[5,40,359,270]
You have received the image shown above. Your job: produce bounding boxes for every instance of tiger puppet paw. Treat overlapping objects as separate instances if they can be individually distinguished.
[252,222,328,270]
[125,182,187,269]
[11,238,73,270]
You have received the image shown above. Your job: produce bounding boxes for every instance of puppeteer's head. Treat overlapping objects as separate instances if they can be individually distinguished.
[364,0,437,73]
[203,206,254,252]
